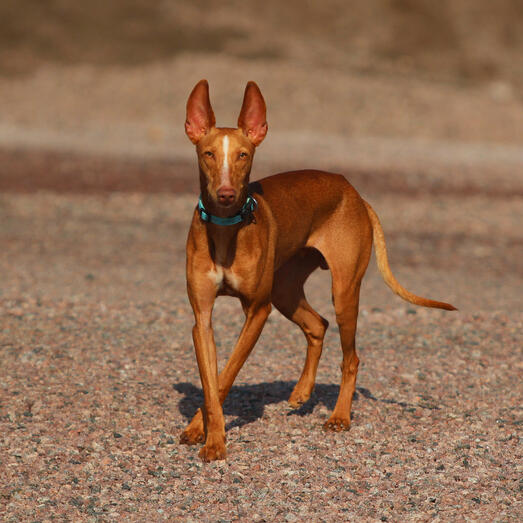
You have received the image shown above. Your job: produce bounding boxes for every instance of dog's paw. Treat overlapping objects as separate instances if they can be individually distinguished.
[288,381,314,408]
[288,389,311,408]
[179,425,205,445]
[323,416,351,432]
[199,441,227,462]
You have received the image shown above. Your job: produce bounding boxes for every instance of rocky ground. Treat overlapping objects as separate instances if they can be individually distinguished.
[0,160,521,521]
[0,1,522,520]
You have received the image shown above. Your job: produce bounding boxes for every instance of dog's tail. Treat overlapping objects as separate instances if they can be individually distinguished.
[363,201,457,311]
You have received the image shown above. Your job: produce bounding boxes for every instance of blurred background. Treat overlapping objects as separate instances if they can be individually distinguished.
[0,0,522,190]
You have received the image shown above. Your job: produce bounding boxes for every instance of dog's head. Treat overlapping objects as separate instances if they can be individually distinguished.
[185,80,267,213]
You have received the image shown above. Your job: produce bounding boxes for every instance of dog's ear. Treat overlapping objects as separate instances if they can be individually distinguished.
[237,81,268,146]
[185,80,216,144]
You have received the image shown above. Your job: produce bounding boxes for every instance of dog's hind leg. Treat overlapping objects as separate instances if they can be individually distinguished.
[313,198,372,431]
[271,248,329,407]
[323,276,363,431]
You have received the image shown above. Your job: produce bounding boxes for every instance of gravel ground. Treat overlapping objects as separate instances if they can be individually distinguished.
[1,2,522,520]
[0,166,521,520]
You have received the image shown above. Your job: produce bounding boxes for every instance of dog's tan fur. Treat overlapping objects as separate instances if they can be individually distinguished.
[181,80,456,461]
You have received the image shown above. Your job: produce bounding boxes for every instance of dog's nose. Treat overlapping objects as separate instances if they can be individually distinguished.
[217,187,236,205]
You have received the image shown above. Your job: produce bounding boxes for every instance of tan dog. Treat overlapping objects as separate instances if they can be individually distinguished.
[181,80,455,461]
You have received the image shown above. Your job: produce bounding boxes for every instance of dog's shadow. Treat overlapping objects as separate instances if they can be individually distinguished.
[174,381,394,431]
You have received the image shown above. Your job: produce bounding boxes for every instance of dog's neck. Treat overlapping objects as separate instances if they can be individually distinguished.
[206,221,240,267]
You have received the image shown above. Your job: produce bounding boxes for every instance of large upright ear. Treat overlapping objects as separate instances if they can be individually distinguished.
[185,80,216,144]
[237,81,268,146]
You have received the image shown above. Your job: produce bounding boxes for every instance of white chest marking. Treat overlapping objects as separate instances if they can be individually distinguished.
[207,265,242,291]
[220,135,230,186]
[226,270,242,291]
[207,267,224,288]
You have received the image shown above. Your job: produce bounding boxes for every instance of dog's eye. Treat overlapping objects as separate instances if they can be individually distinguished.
[204,151,214,158]
[239,152,248,159]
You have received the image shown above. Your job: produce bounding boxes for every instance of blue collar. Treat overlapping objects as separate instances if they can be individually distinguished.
[198,195,258,226]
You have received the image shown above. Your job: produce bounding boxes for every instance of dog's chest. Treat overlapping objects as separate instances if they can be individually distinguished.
[207,265,242,295]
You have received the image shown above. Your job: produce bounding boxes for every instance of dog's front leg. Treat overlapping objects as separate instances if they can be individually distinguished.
[217,299,272,401]
[183,245,226,460]
[191,309,226,461]
[180,300,272,458]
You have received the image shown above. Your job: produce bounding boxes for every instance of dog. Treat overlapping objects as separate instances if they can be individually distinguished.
[180,79,455,461]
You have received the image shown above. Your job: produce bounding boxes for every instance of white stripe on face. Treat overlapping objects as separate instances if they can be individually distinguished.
[220,135,230,186]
